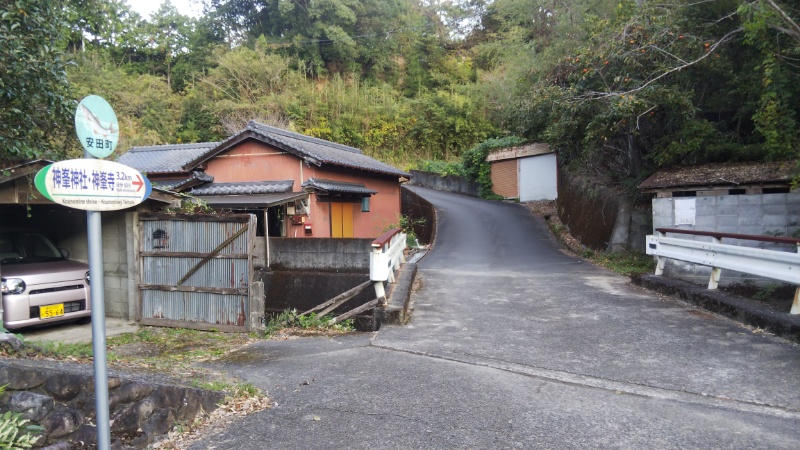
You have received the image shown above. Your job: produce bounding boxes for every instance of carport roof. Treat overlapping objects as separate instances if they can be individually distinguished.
[0,159,181,207]
[0,159,54,182]
[116,142,219,175]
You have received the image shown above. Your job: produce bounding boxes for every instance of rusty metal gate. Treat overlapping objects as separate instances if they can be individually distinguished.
[138,213,257,332]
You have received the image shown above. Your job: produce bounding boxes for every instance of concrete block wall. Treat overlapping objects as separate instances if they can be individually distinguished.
[407,170,479,197]
[255,238,373,272]
[9,207,133,320]
[652,192,800,284]
[56,211,131,319]
[100,212,130,319]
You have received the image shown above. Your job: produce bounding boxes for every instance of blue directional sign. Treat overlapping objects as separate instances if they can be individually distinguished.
[75,95,119,159]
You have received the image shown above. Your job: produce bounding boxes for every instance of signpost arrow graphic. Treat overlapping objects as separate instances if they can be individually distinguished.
[133,175,144,192]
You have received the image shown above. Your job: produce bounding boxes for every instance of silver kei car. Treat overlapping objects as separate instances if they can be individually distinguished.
[0,230,91,330]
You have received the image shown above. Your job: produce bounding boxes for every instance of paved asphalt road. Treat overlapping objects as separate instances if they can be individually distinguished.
[195,187,800,449]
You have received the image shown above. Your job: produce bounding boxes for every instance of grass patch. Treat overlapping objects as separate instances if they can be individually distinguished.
[265,309,355,337]
[25,340,95,360]
[583,249,655,277]
[525,201,654,278]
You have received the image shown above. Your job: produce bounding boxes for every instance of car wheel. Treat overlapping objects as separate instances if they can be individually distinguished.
[76,316,92,325]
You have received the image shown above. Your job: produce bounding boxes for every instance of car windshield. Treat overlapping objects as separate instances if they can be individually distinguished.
[0,232,64,265]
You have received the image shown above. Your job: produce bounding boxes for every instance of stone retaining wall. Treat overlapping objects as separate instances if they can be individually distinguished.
[401,186,436,245]
[557,167,650,252]
[407,170,479,197]
[0,359,223,449]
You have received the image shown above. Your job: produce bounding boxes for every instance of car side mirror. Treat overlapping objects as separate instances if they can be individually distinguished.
[59,248,70,259]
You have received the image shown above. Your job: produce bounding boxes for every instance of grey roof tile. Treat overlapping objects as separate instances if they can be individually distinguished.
[154,172,214,191]
[117,142,219,174]
[194,121,410,178]
[301,178,378,195]
[639,161,795,190]
[190,180,294,196]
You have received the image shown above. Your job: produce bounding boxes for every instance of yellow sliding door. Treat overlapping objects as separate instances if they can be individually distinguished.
[330,202,354,237]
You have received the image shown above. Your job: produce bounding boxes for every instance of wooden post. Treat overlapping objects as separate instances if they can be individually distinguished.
[264,209,270,269]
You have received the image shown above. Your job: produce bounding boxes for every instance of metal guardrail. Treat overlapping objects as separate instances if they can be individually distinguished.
[370,228,407,304]
[646,228,800,314]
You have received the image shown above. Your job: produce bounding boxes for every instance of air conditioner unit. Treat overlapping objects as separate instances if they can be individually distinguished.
[294,198,309,215]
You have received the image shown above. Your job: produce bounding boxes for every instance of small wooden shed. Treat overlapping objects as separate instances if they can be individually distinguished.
[487,143,557,201]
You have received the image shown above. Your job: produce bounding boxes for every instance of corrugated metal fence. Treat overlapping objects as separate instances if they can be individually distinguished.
[138,213,257,332]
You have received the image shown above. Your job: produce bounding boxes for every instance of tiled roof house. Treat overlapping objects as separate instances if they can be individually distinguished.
[117,121,410,238]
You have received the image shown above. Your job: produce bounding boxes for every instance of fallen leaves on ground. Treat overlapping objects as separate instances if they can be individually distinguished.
[153,390,272,449]
[522,201,585,255]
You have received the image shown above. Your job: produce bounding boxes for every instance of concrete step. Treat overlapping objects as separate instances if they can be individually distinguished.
[381,262,419,325]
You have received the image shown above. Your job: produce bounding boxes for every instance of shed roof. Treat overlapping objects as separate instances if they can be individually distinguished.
[301,178,377,195]
[487,143,552,162]
[185,121,411,178]
[116,142,219,175]
[638,161,795,191]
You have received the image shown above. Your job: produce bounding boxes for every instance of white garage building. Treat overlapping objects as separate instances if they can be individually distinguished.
[488,143,557,202]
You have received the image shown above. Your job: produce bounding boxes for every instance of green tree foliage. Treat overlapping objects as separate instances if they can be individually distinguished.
[20,0,793,192]
[474,0,800,185]
[0,0,76,162]
[69,52,187,151]
[209,0,414,78]
[462,136,525,198]
[63,0,128,52]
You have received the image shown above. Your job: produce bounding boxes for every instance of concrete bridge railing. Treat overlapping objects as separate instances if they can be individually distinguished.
[370,228,406,304]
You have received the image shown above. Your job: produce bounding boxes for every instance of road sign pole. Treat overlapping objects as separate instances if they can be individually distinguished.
[86,157,111,450]
[52,95,138,450]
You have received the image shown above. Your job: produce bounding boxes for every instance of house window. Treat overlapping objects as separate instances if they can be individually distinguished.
[361,197,370,212]
[763,187,790,194]
[152,229,168,249]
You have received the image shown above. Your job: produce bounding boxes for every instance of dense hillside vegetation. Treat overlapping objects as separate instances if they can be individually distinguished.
[2,0,798,188]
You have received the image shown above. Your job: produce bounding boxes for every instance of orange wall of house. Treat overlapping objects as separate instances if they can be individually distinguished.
[304,166,401,238]
[203,141,401,239]
[204,142,303,186]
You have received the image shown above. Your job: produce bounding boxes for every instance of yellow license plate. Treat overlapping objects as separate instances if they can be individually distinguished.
[40,304,64,319]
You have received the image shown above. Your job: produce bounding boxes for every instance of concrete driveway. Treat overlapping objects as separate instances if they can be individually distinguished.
[10,318,138,344]
[196,187,800,449]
